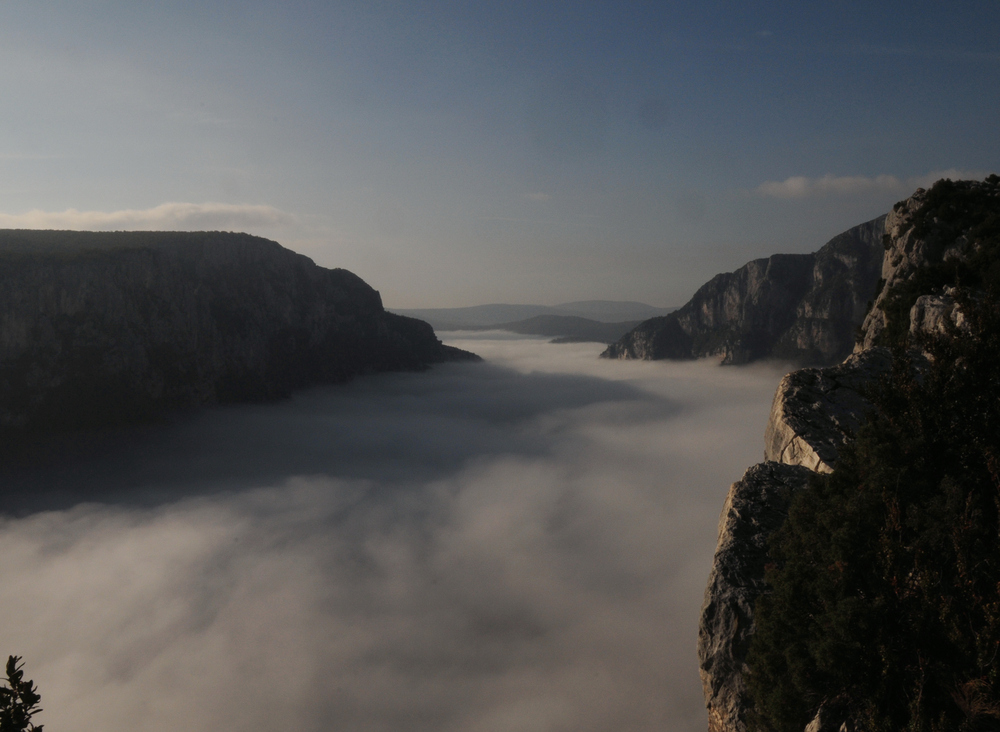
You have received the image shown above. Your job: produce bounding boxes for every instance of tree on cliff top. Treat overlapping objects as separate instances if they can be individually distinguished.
[745,178,1000,732]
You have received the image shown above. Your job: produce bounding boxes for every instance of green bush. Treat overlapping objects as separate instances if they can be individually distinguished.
[746,286,1000,731]
[0,657,43,732]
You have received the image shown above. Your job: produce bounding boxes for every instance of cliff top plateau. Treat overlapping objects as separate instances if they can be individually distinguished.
[0,229,477,434]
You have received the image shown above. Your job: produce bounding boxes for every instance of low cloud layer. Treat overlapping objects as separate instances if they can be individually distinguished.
[0,202,294,231]
[0,336,785,731]
[755,168,990,199]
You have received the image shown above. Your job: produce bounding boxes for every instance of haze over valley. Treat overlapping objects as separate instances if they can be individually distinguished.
[1,3,998,731]
[0,335,786,731]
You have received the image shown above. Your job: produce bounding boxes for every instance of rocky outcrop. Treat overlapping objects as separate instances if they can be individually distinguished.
[856,177,1000,352]
[698,177,1000,732]
[908,289,966,341]
[0,230,477,431]
[698,462,814,732]
[853,189,943,350]
[603,217,886,365]
[763,348,890,473]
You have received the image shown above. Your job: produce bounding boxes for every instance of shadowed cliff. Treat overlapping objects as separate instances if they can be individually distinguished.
[602,217,886,365]
[698,175,1000,732]
[0,229,478,432]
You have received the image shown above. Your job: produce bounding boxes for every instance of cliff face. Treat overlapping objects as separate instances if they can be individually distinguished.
[697,177,999,732]
[698,462,814,732]
[603,217,886,365]
[856,186,979,352]
[0,230,476,431]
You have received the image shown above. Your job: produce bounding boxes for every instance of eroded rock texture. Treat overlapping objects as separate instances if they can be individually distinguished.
[698,462,814,732]
[853,182,993,352]
[603,217,885,365]
[697,181,999,732]
[0,230,477,431]
[763,348,890,473]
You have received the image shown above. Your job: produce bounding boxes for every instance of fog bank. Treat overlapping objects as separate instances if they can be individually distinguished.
[0,335,785,731]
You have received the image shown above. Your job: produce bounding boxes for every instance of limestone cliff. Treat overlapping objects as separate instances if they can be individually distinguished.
[697,176,999,732]
[698,462,814,732]
[603,217,885,365]
[0,230,477,432]
[762,348,890,473]
[855,180,992,352]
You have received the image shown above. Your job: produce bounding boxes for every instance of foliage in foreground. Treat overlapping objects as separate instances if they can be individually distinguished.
[0,657,43,732]
[745,177,1000,732]
[746,287,1000,731]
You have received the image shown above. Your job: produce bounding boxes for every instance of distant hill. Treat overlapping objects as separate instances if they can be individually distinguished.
[466,315,642,344]
[547,300,674,321]
[391,300,676,331]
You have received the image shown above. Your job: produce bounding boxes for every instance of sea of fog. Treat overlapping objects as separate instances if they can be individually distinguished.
[0,333,787,732]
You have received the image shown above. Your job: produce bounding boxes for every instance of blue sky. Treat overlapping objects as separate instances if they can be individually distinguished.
[1,1,997,307]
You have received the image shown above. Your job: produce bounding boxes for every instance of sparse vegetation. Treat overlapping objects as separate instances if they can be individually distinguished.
[0,657,43,732]
[745,177,1000,732]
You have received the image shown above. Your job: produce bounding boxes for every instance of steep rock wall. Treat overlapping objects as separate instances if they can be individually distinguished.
[698,461,814,732]
[697,178,999,732]
[603,217,885,365]
[0,230,476,431]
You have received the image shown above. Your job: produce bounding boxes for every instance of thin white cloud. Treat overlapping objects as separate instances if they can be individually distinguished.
[0,202,295,231]
[755,169,991,199]
[526,192,551,202]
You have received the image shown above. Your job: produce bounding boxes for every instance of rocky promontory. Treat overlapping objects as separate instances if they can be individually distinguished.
[697,175,1000,732]
[0,230,477,432]
[603,217,886,365]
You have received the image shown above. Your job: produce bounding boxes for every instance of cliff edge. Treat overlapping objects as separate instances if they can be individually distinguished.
[0,230,477,432]
[697,175,1000,732]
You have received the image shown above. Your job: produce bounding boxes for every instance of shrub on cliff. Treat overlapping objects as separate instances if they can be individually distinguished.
[745,281,1000,730]
[0,656,43,732]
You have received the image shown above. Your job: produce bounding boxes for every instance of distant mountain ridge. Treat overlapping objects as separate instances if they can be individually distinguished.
[391,300,676,330]
[602,217,886,366]
[463,315,642,344]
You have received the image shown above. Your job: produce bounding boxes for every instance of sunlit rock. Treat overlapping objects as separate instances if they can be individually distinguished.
[603,217,885,365]
[908,287,966,342]
[763,348,891,472]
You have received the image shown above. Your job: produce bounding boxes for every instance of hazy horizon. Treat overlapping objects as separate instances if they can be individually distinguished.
[0,3,996,308]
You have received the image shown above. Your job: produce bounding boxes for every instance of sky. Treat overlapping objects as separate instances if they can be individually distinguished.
[0,334,787,731]
[0,1,998,307]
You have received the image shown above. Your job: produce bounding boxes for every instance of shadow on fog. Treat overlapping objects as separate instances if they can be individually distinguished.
[0,360,678,515]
